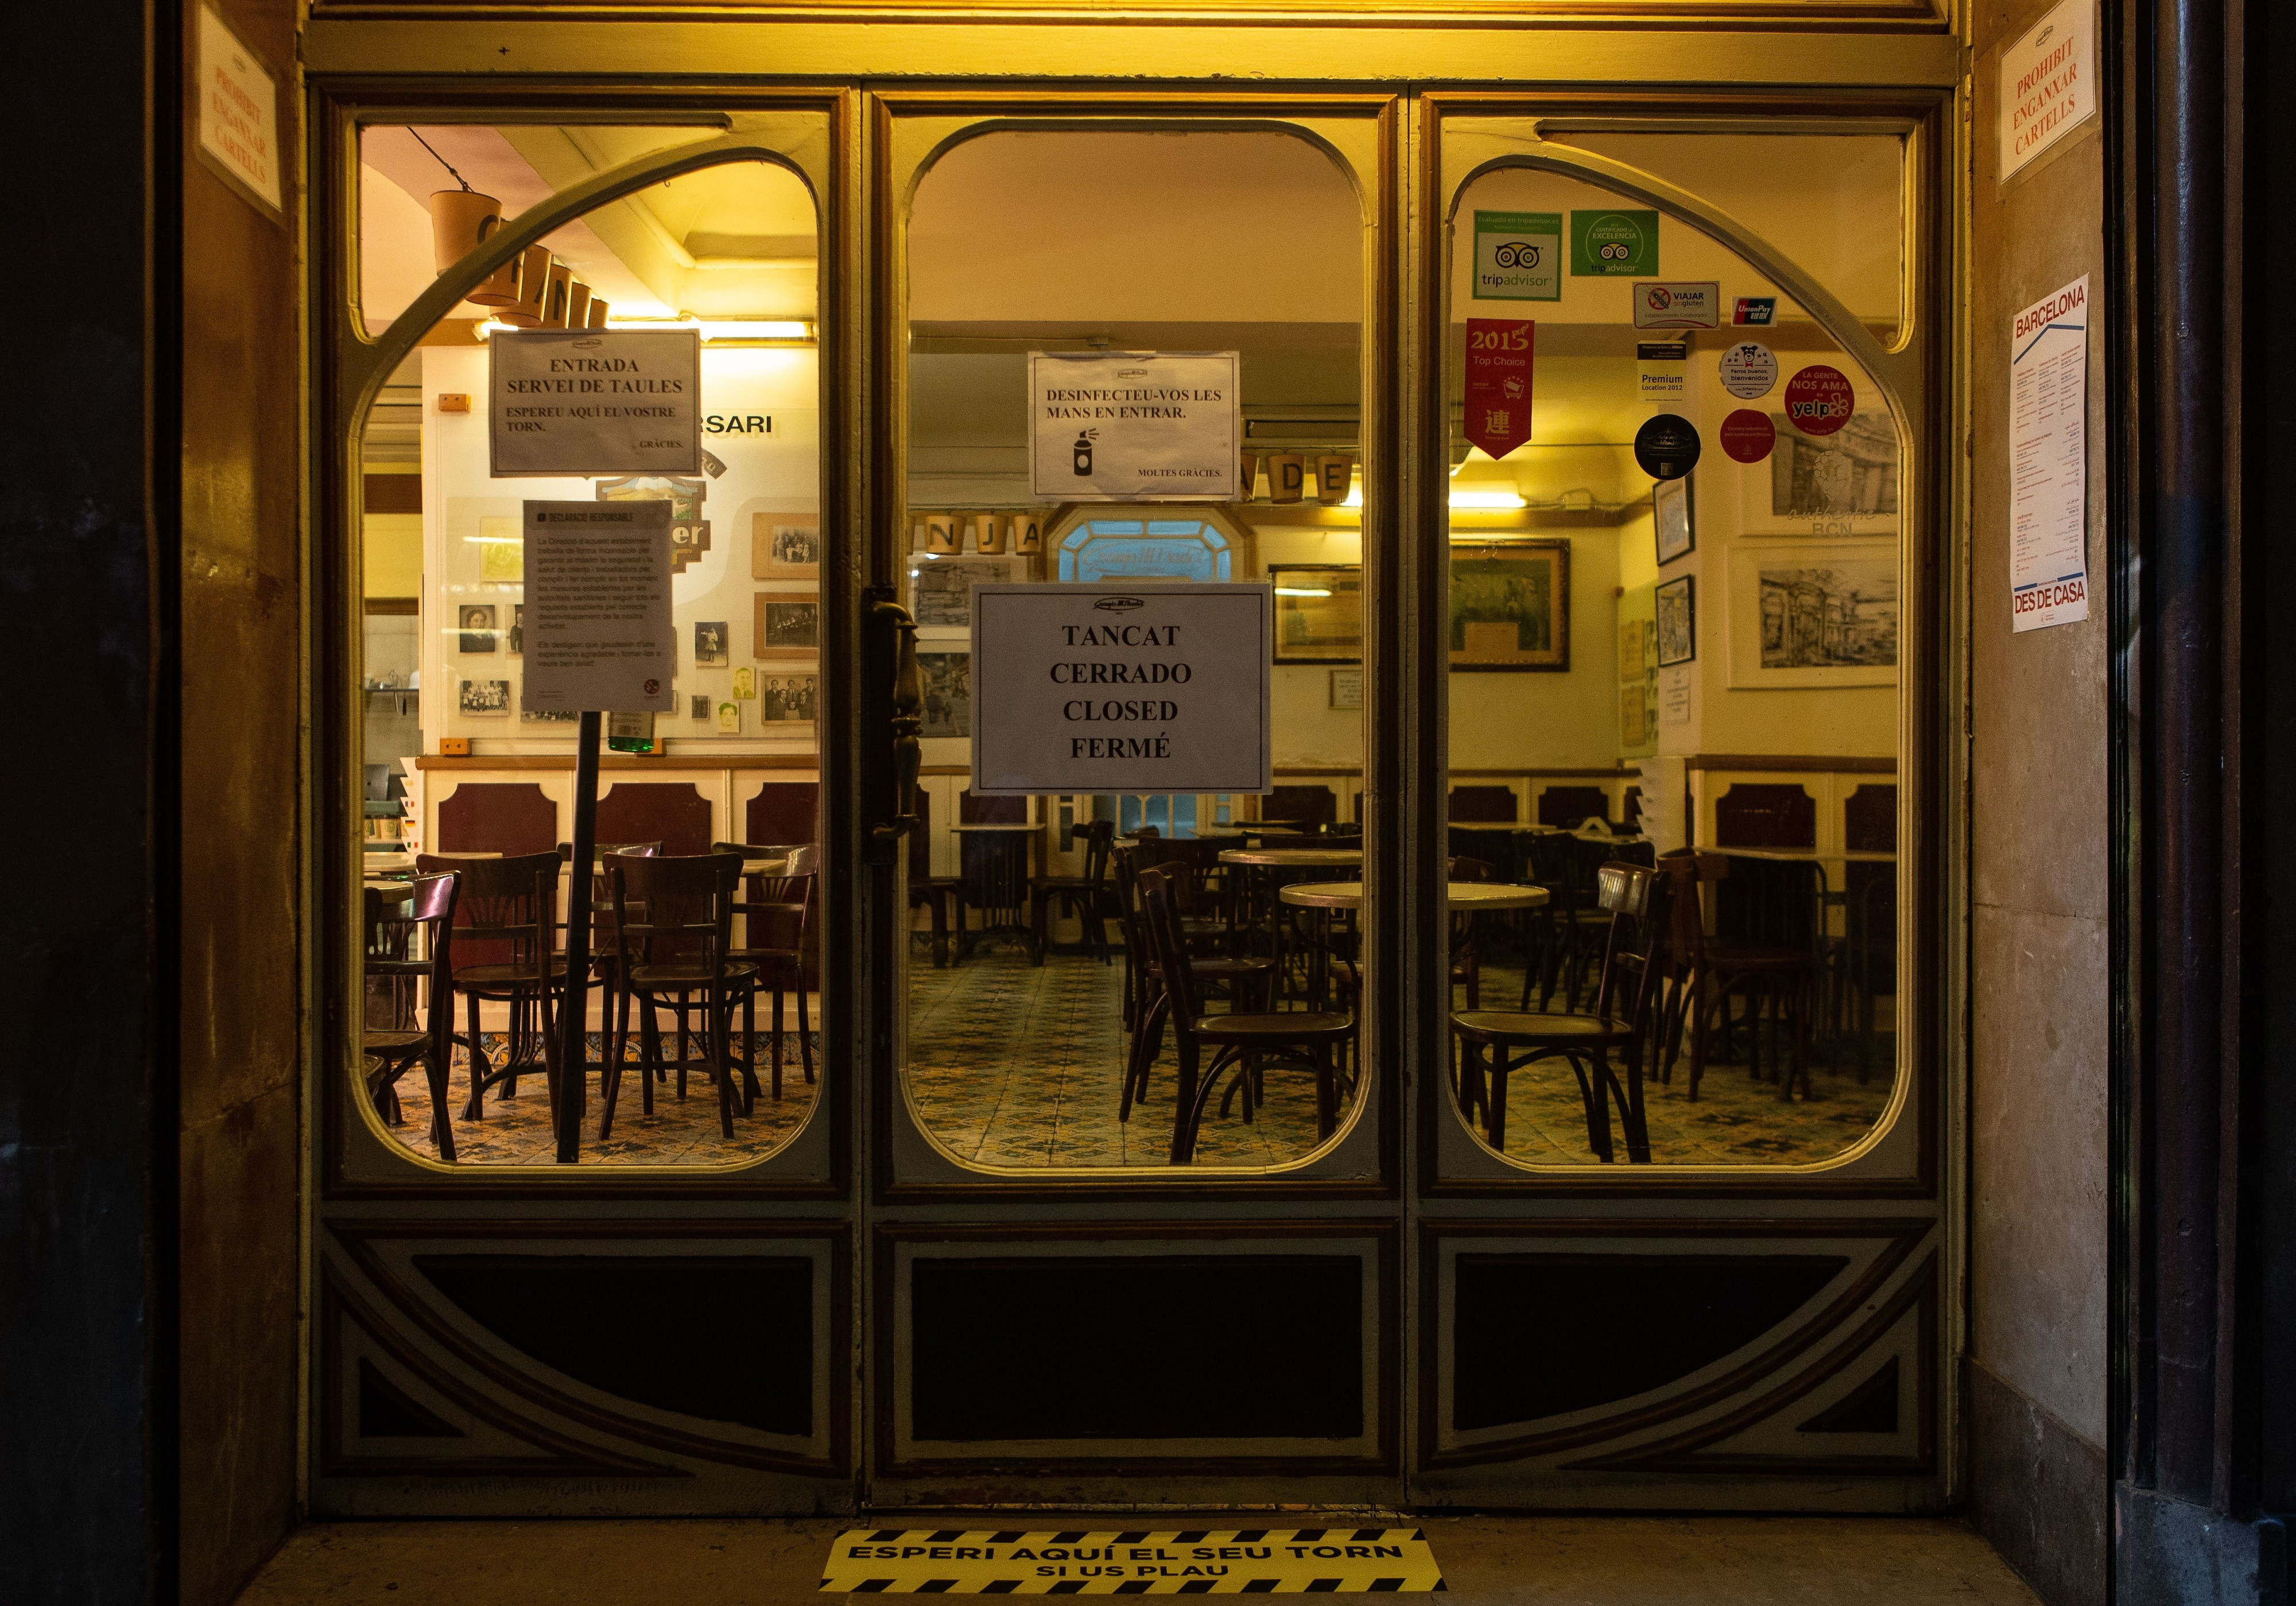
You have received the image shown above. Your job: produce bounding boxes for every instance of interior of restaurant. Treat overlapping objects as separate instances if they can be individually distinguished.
[356,122,1901,1173]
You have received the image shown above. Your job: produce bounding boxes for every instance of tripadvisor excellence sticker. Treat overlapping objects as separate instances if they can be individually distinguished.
[821,1527,1448,1595]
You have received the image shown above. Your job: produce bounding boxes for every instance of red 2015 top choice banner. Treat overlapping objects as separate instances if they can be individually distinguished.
[1464,318,1534,460]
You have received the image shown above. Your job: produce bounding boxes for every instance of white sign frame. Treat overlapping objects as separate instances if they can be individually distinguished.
[519,499,677,715]
[1029,351,1241,503]
[489,329,702,479]
[195,7,282,214]
[969,583,1271,796]
[1999,0,2097,183]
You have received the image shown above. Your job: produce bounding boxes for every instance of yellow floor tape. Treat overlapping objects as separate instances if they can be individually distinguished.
[821,1527,1445,1594]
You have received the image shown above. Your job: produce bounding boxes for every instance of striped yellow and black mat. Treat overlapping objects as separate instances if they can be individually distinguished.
[821,1527,1445,1594]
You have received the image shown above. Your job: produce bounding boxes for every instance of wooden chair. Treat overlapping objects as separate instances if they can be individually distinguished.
[719,840,819,1100]
[1452,861,1669,1164]
[417,850,565,1123]
[953,792,1032,957]
[598,851,757,1141]
[905,788,960,968]
[560,840,659,1073]
[1446,855,1494,1009]
[1136,866,1353,1164]
[1107,854,1277,1123]
[362,872,459,1161]
[1029,817,1115,965]
[1675,852,1828,1101]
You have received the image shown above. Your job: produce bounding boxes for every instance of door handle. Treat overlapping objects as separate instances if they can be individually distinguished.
[868,596,922,858]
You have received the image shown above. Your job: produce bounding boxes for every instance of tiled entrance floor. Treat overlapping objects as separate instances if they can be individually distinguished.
[234,1515,2042,1605]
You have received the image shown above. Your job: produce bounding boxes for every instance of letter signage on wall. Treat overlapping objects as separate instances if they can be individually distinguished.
[1029,351,1241,502]
[489,328,702,478]
[970,583,1271,795]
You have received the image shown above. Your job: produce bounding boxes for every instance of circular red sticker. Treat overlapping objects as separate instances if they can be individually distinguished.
[1719,409,1777,464]
[1782,364,1855,435]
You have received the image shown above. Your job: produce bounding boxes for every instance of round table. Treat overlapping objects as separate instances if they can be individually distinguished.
[1193,824,1305,839]
[1281,880,1551,911]
[1218,847,1364,868]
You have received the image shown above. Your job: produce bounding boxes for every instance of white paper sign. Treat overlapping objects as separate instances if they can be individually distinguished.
[490,330,701,478]
[521,500,676,713]
[2000,0,2096,181]
[2010,276,2091,632]
[1659,664,1692,726]
[196,7,281,211]
[971,584,1270,795]
[1030,352,1240,502]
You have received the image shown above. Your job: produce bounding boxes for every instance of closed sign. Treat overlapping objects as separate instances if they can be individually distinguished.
[971,583,1271,796]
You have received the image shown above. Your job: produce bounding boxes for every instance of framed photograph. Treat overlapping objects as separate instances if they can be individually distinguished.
[1269,565,1363,664]
[1448,539,1570,672]
[918,649,971,739]
[1654,575,1695,667]
[753,513,822,581]
[909,556,1026,634]
[754,593,821,660]
[1727,539,1899,688]
[758,670,819,730]
[1328,667,1365,710]
[1654,475,1694,565]
[1741,410,1899,534]
[459,677,511,716]
[715,700,743,735]
[732,666,755,700]
[519,704,578,724]
[689,692,712,722]
[693,619,729,668]
[457,604,497,654]
[506,604,523,656]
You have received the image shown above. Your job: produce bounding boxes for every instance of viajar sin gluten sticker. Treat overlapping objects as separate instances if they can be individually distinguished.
[820,1527,1448,1594]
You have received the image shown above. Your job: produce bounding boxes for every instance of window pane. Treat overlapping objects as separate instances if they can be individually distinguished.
[353,126,823,1168]
[903,129,1369,1171]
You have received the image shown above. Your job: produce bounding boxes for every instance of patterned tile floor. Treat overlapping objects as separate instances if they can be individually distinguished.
[371,1027,819,1167]
[907,948,1894,1169]
[364,950,1893,1170]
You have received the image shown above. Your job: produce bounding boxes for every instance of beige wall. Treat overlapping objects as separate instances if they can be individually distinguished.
[177,0,305,1595]
[1966,0,2109,1598]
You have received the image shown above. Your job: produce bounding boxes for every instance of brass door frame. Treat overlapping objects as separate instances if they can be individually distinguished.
[306,37,1967,1514]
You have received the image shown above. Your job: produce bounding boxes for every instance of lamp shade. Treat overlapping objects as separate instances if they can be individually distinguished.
[429,190,516,305]
[498,245,552,328]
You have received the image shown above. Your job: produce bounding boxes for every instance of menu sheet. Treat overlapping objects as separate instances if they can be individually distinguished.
[2009,276,2091,632]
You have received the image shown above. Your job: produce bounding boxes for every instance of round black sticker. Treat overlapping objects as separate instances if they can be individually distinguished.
[1634,413,1702,481]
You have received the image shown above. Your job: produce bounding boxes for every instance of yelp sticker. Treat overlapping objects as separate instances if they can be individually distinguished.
[1782,364,1855,436]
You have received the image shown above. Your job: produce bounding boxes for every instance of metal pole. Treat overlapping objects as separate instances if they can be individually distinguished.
[557,709,600,1164]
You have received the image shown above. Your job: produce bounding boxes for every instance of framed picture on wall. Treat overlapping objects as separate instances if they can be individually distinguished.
[459,677,511,716]
[1654,575,1696,667]
[1328,667,1365,709]
[506,604,523,655]
[457,604,497,654]
[1269,565,1363,663]
[752,513,822,581]
[694,619,729,667]
[1654,475,1694,565]
[1448,538,1570,672]
[1739,410,1899,534]
[909,555,1026,635]
[758,670,819,730]
[918,649,972,739]
[1726,539,1898,688]
[754,593,821,660]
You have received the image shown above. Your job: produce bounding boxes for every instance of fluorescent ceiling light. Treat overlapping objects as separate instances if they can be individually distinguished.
[1274,587,1332,597]
[1449,487,1527,509]
[473,317,815,343]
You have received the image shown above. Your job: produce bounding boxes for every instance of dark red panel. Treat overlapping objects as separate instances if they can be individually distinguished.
[1449,785,1518,823]
[745,781,820,848]
[1844,783,1898,854]
[595,783,712,856]
[435,782,557,856]
[1715,783,1817,848]
[960,790,1029,824]
[1267,784,1337,827]
[1536,785,1611,827]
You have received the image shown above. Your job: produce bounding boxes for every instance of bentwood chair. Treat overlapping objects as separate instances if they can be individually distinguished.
[362,871,459,1159]
[599,851,756,1141]
[1452,861,1669,1163]
[559,840,660,1072]
[1446,855,1494,1009]
[1107,855,1277,1123]
[906,788,961,967]
[718,840,819,1101]
[418,851,565,1122]
[1029,817,1116,965]
[1137,867,1353,1164]
[1675,852,1827,1101]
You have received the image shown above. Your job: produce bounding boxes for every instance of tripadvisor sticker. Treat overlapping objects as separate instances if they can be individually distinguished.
[1472,210,1562,301]
[1571,209,1658,276]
